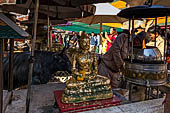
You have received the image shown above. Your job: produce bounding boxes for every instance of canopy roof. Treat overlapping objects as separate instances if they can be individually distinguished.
[94,3,120,16]
[118,5,170,19]
[121,0,170,7]
[17,0,113,7]
[0,0,113,26]
[75,3,127,24]
[1,0,113,15]
[55,22,122,34]
[0,13,29,39]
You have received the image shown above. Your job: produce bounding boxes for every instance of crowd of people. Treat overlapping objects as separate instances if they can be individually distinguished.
[10,25,166,58]
[53,27,118,54]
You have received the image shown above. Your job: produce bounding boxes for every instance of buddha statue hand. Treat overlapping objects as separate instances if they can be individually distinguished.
[72,68,86,81]
[77,70,86,81]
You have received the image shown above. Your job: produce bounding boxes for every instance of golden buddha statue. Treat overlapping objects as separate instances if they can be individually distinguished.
[62,32,113,103]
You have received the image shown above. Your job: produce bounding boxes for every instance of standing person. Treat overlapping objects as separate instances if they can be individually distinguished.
[105,27,117,52]
[96,34,101,53]
[101,32,107,54]
[79,31,83,37]
[97,32,104,54]
[64,31,70,48]
[58,33,63,45]
[51,31,55,41]
[89,32,97,52]
[76,31,84,48]
[69,31,78,48]
[146,25,164,56]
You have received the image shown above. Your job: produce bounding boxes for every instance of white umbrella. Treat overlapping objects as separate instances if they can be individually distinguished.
[75,3,127,32]
[122,0,170,7]
[76,3,126,25]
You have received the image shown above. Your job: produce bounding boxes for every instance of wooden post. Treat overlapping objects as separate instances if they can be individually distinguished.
[100,22,102,33]
[99,22,102,54]
[164,15,168,63]
[47,2,50,51]
[2,40,5,54]
[47,16,50,50]
[154,17,157,47]
[131,19,134,63]
[0,39,3,113]
[8,39,14,91]
[128,18,131,58]
[49,26,52,51]
[26,0,39,113]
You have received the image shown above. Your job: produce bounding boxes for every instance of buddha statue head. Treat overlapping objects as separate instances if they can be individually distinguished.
[79,32,90,51]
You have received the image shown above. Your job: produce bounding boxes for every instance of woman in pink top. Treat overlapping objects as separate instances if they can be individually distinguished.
[105,27,117,52]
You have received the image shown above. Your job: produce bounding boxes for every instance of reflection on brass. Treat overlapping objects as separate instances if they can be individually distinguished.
[132,72,136,78]
[133,47,162,62]
[142,73,146,80]
[125,69,167,80]
[62,32,113,103]
[149,73,154,80]
[137,72,142,79]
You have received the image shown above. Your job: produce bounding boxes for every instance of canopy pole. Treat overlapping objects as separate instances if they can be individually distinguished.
[131,19,134,63]
[99,22,102,54]
[128,18,131,59]
[100,22,102,33]
[47,2,50,51]
[0,39,3,113]
[47,16,50,50]
[49,24,52,51]
[154,17,157,47]
[164,15,168,63]
[8,39,14,91]
[25,0,39,113]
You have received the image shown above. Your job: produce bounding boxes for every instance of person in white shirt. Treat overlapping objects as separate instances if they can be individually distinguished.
[89,32,97,52]
[146,25,164,57]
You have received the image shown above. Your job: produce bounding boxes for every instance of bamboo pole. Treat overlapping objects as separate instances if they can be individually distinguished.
[164,16,168,63]
[8,39,14,91]
[25,0,39,113]
[49,25,52,51]
[0,39,3,113]
[3,38,15,113]
[100,22,102,33]
[47,16,50,50]
[131,19,134,63]
[154,17,157,47]
[99,22,102,54]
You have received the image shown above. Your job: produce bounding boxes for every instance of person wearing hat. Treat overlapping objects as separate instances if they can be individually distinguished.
[135,26,145,35]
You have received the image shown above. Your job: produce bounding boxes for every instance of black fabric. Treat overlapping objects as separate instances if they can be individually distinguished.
[3,51,71,89]
[98,33,129,88]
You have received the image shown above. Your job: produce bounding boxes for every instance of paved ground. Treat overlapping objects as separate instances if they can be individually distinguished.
[4,83,165,113]
[5,89,27,113]
[81,98,164,113]
[29,83,65,113]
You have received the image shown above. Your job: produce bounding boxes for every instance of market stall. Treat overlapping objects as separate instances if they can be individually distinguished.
[118,4,170,101]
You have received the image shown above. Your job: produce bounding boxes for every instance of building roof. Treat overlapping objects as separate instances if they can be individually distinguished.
[0,13,29,38]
